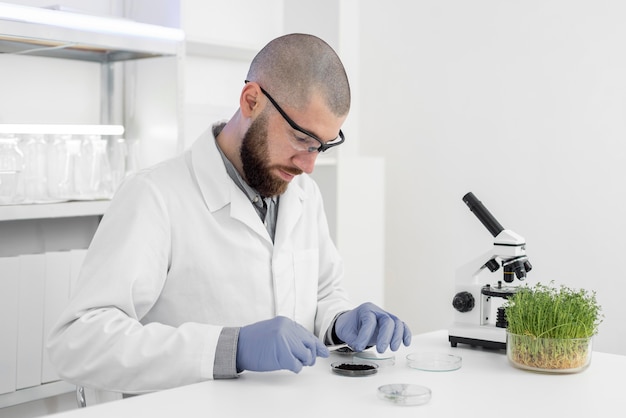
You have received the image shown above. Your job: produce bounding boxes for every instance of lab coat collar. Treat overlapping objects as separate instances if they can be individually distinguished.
[189,128,308,245]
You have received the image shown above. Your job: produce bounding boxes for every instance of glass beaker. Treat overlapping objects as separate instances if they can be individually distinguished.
[108,137,127,190]
[75,135,94,198]
[76,135,102,198]
[0,135,25,204]
[22,134,48,202]
[85,137,113,198]
[47,134,80,200]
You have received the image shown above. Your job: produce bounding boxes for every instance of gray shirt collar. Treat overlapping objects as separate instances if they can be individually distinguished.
[212,123,278,240]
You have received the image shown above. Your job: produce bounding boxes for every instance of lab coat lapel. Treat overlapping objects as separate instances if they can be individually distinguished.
[230,179,307,247]
[190,129,271,243]
[274,180,306,249]
[190,129,230,212]
[229,185,272,242]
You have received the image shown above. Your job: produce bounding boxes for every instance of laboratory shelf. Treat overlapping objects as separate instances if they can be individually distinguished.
[0,200,110,222]
[0,380,75,409]
[0,124,124,135]
[0,3,184,63]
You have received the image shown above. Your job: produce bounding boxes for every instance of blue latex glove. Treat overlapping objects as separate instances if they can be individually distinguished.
[236,316,329,373]
[334,302,412,353]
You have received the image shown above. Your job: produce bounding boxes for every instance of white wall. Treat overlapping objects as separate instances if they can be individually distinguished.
[179,0,284,149]
[359,0,626,355]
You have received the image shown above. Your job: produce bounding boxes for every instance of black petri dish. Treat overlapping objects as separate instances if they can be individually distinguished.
[330,361,378,377]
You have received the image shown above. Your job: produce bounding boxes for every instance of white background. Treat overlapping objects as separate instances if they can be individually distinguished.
[357,0,626,356]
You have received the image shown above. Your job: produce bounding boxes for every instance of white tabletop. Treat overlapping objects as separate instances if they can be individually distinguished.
[50,330,624,417]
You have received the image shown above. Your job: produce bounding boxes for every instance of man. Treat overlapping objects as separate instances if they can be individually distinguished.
[47,33,411,395]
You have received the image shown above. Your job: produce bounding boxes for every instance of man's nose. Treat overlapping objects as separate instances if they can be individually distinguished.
[292,152,318,174]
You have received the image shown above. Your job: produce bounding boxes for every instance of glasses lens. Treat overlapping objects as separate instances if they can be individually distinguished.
[289,136,319,152]
[325,135,343,146]
[318,131,345,152]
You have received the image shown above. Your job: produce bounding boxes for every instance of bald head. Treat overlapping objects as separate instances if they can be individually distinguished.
[246,33,350,117]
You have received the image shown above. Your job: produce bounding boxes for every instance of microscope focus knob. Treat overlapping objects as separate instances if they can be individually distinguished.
[452,291,475,313]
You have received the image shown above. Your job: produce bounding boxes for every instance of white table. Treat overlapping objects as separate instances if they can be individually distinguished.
[49,330,624,417]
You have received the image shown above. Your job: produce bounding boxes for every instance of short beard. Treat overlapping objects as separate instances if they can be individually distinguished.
[240,112,300,197]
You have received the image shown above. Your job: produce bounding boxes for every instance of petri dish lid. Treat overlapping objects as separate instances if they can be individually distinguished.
[378,383,431,406]
[330,346,356,356]
[331,361,378,377]
[353,350,396,367]
[406,352,462,371]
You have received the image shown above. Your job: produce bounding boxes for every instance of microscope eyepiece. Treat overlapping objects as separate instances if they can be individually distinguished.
[463,192,505,238]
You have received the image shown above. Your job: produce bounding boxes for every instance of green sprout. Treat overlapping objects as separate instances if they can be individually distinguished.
[504,282,603,371]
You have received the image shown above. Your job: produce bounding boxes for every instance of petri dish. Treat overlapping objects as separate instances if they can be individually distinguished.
[377,383,431,406]
[331,361,378,377]
[353,351,396,367]
[330,346,356,356]
[406,352,462,371]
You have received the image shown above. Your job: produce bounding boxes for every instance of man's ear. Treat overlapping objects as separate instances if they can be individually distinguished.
[240,82,261,118]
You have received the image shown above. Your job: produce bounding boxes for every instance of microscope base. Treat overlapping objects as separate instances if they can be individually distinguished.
[448,323,507,350]
[449,335,506,350]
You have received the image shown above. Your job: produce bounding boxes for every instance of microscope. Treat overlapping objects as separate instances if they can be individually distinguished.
[448,192,532,350]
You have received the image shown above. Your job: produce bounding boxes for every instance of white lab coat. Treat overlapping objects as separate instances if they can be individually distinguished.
[47,128,352,394]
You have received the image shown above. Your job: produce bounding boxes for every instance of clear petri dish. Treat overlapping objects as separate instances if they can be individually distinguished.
[406,352,462,371]
[330,346,356,356]
[353,350,396,367]
[377,383,432,406]
[331,361,378,377]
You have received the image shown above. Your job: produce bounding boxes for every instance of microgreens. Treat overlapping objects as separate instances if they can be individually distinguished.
[505,282,602,339]
[504,282,603,371]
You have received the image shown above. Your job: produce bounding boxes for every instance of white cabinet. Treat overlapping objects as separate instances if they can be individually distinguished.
[0,3,183,408]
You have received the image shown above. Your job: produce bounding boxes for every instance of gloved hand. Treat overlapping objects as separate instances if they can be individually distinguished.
[236,316,329,373]
[334,302,412,353]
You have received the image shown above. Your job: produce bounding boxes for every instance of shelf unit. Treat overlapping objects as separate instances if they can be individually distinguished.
[0,381,74,409]
[0,2,184,222]
[0,200,110,222]
[0,3,183,62]
[0,3,183,409]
